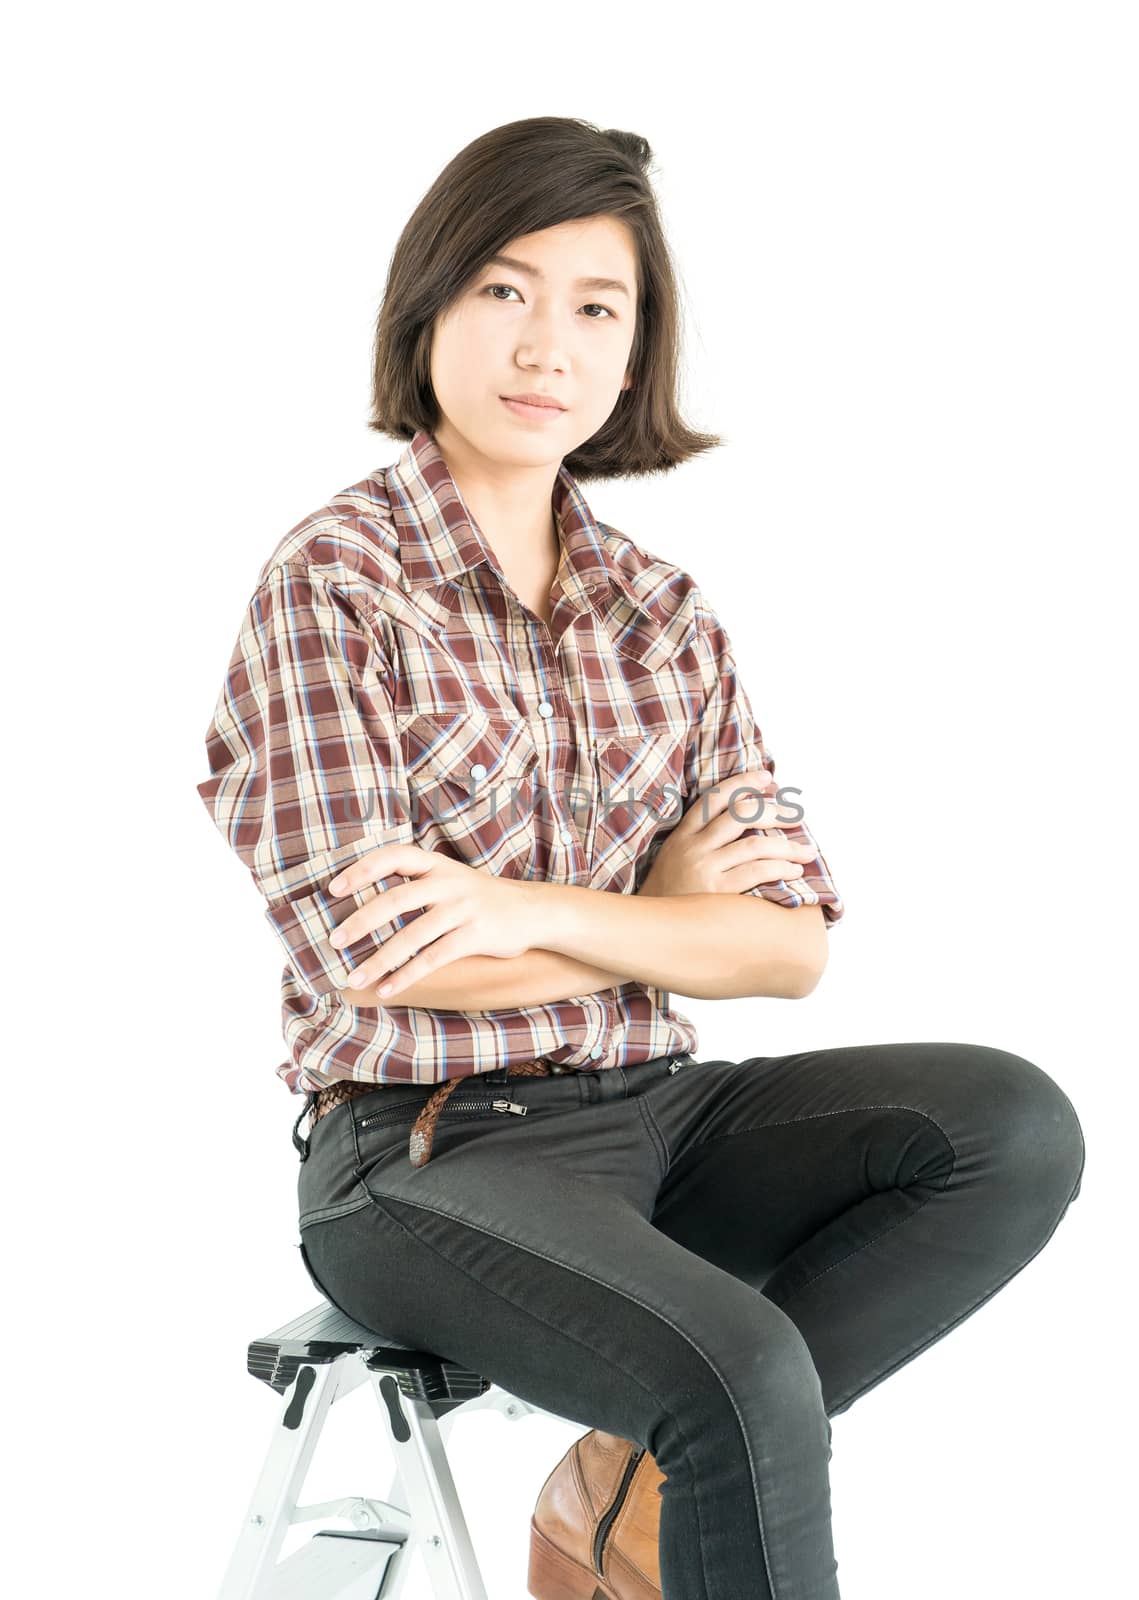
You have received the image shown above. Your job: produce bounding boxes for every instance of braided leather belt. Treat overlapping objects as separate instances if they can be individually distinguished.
[310,1076,397,1128]
[309,1061,570,1129]
[310,1060,575,1167]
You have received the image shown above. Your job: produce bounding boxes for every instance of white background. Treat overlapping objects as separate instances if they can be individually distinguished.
[6,3,1134,1596]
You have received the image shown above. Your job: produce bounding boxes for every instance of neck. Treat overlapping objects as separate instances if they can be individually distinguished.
[433,421,562,571]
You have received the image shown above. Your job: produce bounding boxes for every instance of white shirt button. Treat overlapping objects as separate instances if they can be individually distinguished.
[537,701,554,717]
[469,762,487,779]
[589,1045,603,1059]
[560,829,573,845]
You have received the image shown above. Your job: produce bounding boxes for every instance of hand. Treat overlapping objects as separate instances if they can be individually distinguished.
[326,845,545,1000]
[639,767,818,898]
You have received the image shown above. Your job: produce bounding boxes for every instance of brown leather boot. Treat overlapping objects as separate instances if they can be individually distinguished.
[528,1427,665,1599]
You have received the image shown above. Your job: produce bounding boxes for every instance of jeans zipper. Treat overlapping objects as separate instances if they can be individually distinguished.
[357,1096,527,1131]
[593,1443,647,1576]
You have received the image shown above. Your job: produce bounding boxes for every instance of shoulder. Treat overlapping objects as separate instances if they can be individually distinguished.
[596,520,735,667]
[595,520,703,644]
[253,465,401,608]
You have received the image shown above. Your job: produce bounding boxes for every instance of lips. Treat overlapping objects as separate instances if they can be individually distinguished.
[500,395,567,424]
[501,394,565,410]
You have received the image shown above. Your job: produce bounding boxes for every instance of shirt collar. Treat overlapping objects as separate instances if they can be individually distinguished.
[386,426,654,625]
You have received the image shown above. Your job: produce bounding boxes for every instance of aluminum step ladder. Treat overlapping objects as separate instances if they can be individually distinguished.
[217,1298,561,1599]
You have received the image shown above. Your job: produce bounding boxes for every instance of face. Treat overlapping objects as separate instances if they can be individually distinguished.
[428,213,639,467]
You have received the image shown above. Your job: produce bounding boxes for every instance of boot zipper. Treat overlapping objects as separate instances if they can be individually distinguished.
[592,1443,646,1576]
[357,1096,527,1131]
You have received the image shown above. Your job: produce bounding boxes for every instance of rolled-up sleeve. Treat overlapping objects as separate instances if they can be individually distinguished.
[682,598,845,926]
[195,562,416,994]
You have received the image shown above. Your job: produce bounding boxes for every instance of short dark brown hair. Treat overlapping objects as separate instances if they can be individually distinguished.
[368,116,723,481]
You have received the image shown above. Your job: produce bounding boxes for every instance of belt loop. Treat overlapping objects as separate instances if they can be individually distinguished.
[292,1090,318,1162]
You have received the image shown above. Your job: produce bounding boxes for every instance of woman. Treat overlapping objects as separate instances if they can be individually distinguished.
[196,117,1086,1600]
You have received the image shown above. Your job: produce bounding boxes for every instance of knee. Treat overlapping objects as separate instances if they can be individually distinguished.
[652,1312,825,1452]
[648,1305,824,1475]
[966,1045,1086,1204]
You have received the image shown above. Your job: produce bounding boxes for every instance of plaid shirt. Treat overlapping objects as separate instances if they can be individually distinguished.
[196,428,844,1096]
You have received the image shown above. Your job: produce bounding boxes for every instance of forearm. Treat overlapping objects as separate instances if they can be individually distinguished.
[341,946,628,1011]
[529,884,823,1000]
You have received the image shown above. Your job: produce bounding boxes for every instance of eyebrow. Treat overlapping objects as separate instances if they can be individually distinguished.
[485,253,631,298]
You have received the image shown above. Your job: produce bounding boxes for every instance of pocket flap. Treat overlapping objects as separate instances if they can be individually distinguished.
[399,711,539,788]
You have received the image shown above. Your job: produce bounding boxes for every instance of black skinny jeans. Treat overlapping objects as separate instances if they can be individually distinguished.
[295,1040,1086,1599]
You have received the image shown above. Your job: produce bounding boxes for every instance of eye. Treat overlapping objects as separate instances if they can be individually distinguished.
[482,284,616,319]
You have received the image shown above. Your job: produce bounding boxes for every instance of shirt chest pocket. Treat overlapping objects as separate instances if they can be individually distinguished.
[397,711,541,879]
[590,734,689,893]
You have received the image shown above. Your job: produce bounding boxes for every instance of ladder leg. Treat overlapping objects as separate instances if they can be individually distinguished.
[216,1358,348,1599]
[370,1372,489,1600]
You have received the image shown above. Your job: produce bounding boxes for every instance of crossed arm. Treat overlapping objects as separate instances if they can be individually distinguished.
[341,890,828,1011]
[200,570,841,1019]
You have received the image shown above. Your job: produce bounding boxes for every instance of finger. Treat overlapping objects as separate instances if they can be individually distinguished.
[341,907,452,991]
[752,829,816,860]
[719,784,809,839]
[740,854,806,882]
[704,802,816,852]
[721,767,777,801]
[690,770,785,831]
[329,876,436,950]
[723,858,808,892]
[327,844,437,898]
[376,927,473,1000]
[719,837,812,873]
